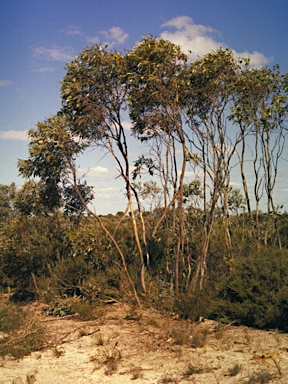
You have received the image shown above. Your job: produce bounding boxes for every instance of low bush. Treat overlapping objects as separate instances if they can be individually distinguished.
[0,300,45,358]
[174,287,214,321]
[211,247,288,331]
[0,301,23,333]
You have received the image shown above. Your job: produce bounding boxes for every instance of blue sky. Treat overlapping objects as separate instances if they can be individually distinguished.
[0,0,287,213]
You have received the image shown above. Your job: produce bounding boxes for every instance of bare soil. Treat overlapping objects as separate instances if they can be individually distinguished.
[1,301,288,383]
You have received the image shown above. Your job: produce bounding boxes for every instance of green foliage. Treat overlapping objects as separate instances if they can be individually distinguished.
[212,248,288,331]
[18,115,84,212]
[13,180,48,216]
[49,221,122,301]
[61,44,127,141]
[174,289,214,321]
[71,299,95,320]
[45,298,75,317]
[0,183,16,223]
[63,181,94,217]
[0,214,70,301]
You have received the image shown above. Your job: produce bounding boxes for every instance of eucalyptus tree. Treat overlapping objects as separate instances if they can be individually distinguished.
[182,49,246,290]
[19,45,148,304]
[231,65,288,248]
[60,44,150,296]
[127,36,189,294]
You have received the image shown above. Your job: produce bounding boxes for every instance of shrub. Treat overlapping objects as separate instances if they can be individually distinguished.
[211,247,288,331]
[45,297,75,317]
[174,288,214,321]
[0,301,23,332]
[0,301,45,358]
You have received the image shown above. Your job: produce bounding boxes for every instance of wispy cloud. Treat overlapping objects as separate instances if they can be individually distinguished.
[86,35,99,45]
[62,25,83,36]
[0,130,28,141]
[100,26,129,46]
[161,16,271,67]
[33,46,74,62]
[86,26,129,46]
[0,80,11,87]
[31,66,56,73]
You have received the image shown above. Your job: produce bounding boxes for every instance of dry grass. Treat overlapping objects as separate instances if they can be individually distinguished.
[95,332,106,346]
[130,367,143,380]
[102,345,122,375]
[52,346,65,358]
[158,373,178,383]
[227,362,242,376]
[183,362,213,378]
[245,371,274,383]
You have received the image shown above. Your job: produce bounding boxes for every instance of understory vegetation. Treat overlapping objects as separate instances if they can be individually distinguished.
[1,201,288,332]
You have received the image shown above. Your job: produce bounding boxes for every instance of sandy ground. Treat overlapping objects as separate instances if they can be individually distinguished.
[1,301,288,383]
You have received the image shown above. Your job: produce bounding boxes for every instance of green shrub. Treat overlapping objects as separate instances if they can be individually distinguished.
[71,299,95,320]
[211,247,288,331]
[45,297,75,317]
[174,288,214,321]
[0,215,70,301]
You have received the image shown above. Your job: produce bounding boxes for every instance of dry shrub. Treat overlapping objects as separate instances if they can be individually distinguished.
[183,362,212,377]
[190,327,209,348]
[130,367,143,380]
[158,374,178,383]
[227,363,242,377]
[168,324,191,346]
[245,371,274,384]
[0,301,45,359]
[102,345,122,375]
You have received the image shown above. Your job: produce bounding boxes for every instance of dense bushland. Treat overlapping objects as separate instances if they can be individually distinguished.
[1,190,288,331]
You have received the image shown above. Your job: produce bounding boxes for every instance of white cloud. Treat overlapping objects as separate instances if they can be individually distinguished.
[86,35,100,45]
[0,130,28,141]
[233,50,271,68]
[161,16,271,67]
[33,46,74,62]
[62,25,83,36]
[0,80,11,87]
[89,166,109,174]
[100,26,129,46]
[78,166,110,179]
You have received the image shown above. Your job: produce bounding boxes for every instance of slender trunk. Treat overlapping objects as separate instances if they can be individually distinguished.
[240,129,255,237]
[127,196,146,293]
[190,180,218,292]
[71,166,142,308]
[253,130,262,250]
[109,131,147,293]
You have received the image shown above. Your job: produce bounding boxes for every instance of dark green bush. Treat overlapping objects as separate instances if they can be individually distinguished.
[211,247,288,331]
[45,297,75,317]
[0,215,70,301]
[174,287,214,321]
